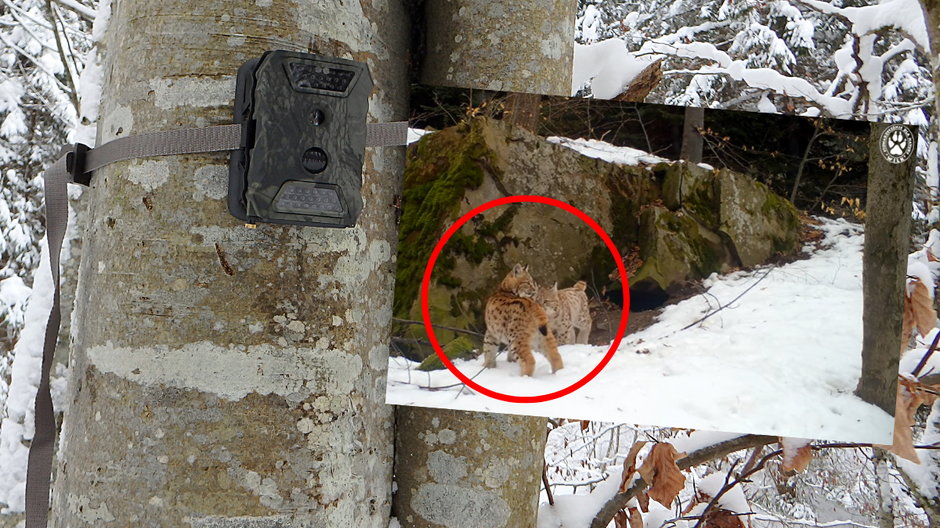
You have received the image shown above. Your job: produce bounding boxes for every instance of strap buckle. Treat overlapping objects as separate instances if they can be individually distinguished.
[63,143,91,186]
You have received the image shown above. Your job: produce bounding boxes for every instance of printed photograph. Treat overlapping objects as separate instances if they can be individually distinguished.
[386,90,932,444]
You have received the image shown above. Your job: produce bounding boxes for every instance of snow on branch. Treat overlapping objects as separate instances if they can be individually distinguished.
[51,0,95,21]
[794,0,929,53]
[647,37,854,116]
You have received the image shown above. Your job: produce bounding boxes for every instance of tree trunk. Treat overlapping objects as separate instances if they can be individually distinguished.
[872,448,895,528]
[421,0,575,96]
[855,122,914,415]
[50,1,408,526]
[395,4,572,527]
[679,106,704,164]
[503,93,541,132]
[392,408,546,528]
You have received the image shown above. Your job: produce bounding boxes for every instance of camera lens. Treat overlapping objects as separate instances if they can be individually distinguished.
[302,147,328,174]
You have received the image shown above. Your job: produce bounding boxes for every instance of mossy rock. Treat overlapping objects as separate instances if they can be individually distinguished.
[394,122,495,319]
[417,335,479,371]
[717,169,800,267]
[662,162,715,215]
[633,206,733,289]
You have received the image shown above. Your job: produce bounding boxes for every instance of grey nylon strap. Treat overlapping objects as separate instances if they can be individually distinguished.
[26,155,67,528]
[26,119,408,527]
[366,121,409,147]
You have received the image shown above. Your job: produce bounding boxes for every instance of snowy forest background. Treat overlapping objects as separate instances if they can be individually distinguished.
[0,0,939,527]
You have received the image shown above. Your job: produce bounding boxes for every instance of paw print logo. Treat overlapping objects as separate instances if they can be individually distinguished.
[879,124,914,164]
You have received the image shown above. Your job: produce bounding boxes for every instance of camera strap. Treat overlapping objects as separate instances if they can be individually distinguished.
[25,118,408,528]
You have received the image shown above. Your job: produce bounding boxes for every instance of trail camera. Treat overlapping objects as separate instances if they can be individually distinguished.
[228,50,372,227]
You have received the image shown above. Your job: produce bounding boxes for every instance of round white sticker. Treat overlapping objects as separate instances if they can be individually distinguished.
[879,124,914,165]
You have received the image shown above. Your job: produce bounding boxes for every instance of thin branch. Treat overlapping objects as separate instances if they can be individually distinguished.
[691,460,742,528]
[911,331,940,378]
[51,0,95,21]
[542,463,555,506]
[682,268,774,331]
[0,32,73,95]
[739,445,765,475]
[392,317,484,338]
[45,0,80,113]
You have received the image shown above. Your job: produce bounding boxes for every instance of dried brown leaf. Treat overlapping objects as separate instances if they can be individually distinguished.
[779,440,813,472]
[910,279,937,337]
[628,507,644,528]
[703,508,746,528]
[620,441,648,492]
[901,300,915,356]
[877,377,930,463]
[638,443,686,507]
[615,510,629,528]
[637,492,651,514]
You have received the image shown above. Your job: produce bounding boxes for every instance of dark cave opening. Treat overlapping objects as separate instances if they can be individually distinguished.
[604,279,670,312]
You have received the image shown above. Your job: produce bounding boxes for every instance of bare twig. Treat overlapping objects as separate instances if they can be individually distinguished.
[911,330,940,378]
[47,0,81,109]
[691,449,783,528]
[392,317,484,338]
[739,445,765,475]
[543,463,555,506]
[681,268,774,331]
[52,0,96,21]
[690,460,741,528]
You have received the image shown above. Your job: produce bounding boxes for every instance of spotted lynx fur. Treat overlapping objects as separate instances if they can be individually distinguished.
[483,264,564,376]
[536,280,592,345]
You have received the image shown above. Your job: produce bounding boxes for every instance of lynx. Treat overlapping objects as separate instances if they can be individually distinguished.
[483,264,564,376]
[536,280,592,345]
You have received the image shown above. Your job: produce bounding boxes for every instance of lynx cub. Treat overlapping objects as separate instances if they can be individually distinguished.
[483,264,564,376]
[537,280,592,345]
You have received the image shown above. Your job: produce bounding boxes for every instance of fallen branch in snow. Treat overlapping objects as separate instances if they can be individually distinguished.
[423,367,486,392]
[392,317,484,338]
[590,435,777,528]
[681,268,774,330]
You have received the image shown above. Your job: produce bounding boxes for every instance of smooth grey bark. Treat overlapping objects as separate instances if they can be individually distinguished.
[50,0,408,526]
[392,408,546,528]
[872,448,895,528]
[855,122,914,415]
[421,0,575,96]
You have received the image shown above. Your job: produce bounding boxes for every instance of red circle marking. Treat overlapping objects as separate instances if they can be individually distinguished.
[420,195,631,404]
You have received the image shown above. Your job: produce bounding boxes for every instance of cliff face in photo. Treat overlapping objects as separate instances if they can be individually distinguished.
[394,118,800,355]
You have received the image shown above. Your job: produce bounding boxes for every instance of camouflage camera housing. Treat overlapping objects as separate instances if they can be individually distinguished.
[228,50,373,227]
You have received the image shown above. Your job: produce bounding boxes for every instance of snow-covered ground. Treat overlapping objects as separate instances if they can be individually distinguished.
[386,217,895,444]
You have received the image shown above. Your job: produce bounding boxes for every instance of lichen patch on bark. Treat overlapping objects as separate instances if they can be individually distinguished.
[86,341,364,400]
